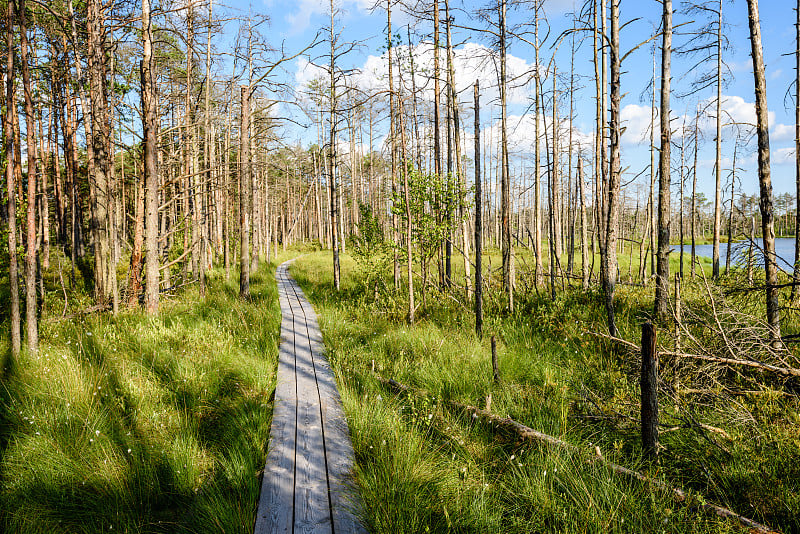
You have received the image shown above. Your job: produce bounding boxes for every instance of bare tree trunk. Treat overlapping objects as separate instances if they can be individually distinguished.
[127,174,145,307]
[499,0,513,312]
[534,4,543,286]
[474,80,483,337]
[712,0,723,280]
[593,0,607,288]
[726,141,737,273]
[202,0,214,295]
[567,28,576,277]
[579,153,589,289]
[224,104,231,279]
[552,69,562,261]
[602,0,623,337]
[387,1,400,289]
[746,0,781,345]
[445,0,470,298]
[87,0,110,305]
[401,91,414,323]
[239,85,251,299]
[18,0,38,353]
[649,45,657,280]
[329,1,340,291]
[143,0,160,314]
[679,127,685,279]
[793,0,800,301]
[39,110,50,270]
[5,0,20,356]
[691,109,699,277]
[655,0,673,322]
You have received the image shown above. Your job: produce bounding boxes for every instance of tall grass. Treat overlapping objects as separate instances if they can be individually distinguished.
[0,258,288,533]
[291,251,796,533]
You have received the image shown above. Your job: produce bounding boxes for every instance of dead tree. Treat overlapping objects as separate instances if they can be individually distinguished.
[18,0,39,353]
[5,0,20,356]
[143,0,160,314]
[655,0,673,323]
[745,0,780,345]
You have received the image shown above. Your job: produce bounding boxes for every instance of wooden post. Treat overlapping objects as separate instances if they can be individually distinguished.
[641,321,658,460]
[491,335,500,385]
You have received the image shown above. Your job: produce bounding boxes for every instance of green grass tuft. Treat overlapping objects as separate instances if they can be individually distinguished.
[0,260,287,533]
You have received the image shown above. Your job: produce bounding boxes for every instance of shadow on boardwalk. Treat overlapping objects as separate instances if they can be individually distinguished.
[254,259,366,534]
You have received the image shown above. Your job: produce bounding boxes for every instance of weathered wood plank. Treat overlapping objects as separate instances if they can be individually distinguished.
[255,260,365,534]
[289,290,332,533]
[287,277,366,534]
[254,270,298,534]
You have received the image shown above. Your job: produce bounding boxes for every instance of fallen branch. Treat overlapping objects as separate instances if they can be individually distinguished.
[376,376,779,534]
[662,351,800,379]
[47,303,109,322]
[585,330,640,351]
[586,331,800,379]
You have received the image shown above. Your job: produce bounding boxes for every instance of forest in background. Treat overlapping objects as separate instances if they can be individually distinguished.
[1,0,800,531]
[1,0,799,351]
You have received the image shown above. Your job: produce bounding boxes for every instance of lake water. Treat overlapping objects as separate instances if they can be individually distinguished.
[689,237,797,271]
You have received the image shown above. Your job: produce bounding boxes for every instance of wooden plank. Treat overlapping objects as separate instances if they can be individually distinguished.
[288,279,366,534]
[287,281,332,533]
[254,269,298,534]
[255,260,365,534]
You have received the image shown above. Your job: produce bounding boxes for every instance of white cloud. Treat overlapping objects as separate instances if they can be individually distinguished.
[700,95,775,129]
[295,41,539,109]
[295,57,327,89]
[772,123,795,143]
[775,147,796,165]
[620,95,778,148]
[356,41,537,106]
[620,103,655,146]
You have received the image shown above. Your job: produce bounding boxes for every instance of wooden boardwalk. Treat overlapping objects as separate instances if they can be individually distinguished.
[255,259,366,534]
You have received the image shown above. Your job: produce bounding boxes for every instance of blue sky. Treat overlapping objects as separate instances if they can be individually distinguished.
[217,0,799,204]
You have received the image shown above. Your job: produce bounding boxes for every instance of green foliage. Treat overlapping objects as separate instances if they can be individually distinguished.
[392,165,469,267]
[290,251,797,533]
[349,203,395,306]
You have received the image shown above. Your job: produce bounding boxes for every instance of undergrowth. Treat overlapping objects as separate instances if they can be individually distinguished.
[0,255,288,533]
[291,250,798,533]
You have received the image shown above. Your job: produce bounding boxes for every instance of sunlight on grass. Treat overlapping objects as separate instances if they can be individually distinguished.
[290,250,790,533]
[0,263,284,533]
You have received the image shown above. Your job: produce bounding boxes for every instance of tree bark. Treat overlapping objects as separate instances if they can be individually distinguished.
[655,0,673,322]
[387,1,400,290]
[579,153,589,289]
[329,1,340,291]
[793,0,800,302]
[534,4,543,286]
[5,0,20,356]
[499,0,513,312]
[474,80,483,337]
[143,0,160,314]
[87,0,111,305]
[712,0,723,280]
[445,0,470,297]
[746,0,781,345]
[691,109,699,277]
[239,85,251,299]
[18,0,38,353]
[603,0,623,337]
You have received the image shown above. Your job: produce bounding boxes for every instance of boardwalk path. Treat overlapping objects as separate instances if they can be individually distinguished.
[254,259,366,534]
